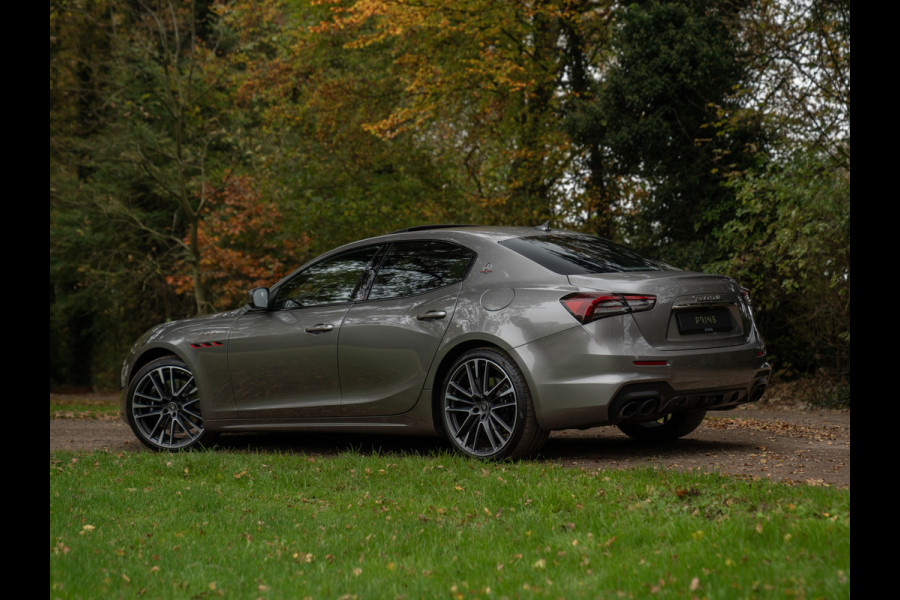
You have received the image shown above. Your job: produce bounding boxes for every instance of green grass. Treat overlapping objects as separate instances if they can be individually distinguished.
[50,450,849,599]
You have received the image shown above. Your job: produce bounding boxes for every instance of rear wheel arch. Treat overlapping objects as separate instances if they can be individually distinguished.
[430,340,518,434]
[433,343,548,459]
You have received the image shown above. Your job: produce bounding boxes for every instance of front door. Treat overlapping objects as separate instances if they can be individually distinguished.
[226,244,383,419]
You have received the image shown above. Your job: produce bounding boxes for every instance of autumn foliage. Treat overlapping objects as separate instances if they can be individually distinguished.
[166,175,308,312]
[50,0,849,389]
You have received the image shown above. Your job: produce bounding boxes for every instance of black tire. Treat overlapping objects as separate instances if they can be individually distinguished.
[440,348,548,460]
[125,356,214,451]
[616,409,707,443]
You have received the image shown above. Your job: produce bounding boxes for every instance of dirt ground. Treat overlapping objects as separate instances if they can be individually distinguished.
[49,396,850,488]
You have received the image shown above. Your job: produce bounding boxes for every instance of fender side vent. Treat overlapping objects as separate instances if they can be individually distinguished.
[189,341,225,349]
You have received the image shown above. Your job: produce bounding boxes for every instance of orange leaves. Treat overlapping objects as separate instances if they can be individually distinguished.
[167,174,308,311]
[308,0,564,139]
[361,106,435,140]
[311,0,432,47]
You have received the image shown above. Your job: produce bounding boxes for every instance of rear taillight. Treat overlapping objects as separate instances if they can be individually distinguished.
[741,287,752,305]
[560,292,656,324]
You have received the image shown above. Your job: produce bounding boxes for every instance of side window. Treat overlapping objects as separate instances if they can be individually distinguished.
[368,241,475,300]
[272,246,382,310]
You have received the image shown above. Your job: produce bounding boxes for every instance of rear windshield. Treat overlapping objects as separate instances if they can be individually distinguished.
[499,234,675,275]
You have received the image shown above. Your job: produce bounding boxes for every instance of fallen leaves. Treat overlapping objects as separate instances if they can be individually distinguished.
[704,416,848,443]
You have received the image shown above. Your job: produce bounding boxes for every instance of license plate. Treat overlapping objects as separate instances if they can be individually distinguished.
[676,308,733,334]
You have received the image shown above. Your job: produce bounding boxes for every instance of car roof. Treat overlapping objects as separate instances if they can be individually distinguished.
[370,223,575,244]
[304,224,600,266]
[269,224,626,292]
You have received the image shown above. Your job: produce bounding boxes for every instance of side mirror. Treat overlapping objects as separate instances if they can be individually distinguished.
[248,287,270,310]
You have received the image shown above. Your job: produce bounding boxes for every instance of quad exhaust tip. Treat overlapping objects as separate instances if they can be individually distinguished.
[610,382,766,424]
[620,398,659,419]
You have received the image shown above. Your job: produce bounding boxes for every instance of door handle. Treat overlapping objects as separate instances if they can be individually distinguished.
[416,310,447,321]
[305,323,335,333]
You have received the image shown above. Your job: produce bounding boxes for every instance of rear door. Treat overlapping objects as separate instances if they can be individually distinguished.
[338,241,475,416]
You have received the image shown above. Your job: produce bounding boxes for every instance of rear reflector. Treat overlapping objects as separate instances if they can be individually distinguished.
[560,292,656,324]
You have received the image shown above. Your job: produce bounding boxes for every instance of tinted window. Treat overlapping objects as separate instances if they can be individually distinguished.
[273,246,382,309]
[368,241,475,300]
[500,234,674,275]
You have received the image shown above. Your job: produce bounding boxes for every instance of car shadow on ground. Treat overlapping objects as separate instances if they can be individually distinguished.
[207,429,752,464]
[211,431,451,456]
[541,434,755,463]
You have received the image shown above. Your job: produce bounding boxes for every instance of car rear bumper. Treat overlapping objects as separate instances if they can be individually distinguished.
[511,324,771,431]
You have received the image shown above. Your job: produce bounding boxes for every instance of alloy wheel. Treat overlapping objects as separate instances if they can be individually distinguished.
[442,357,518,457]
[129,363,205,450]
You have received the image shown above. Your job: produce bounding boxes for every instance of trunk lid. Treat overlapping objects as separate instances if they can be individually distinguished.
[567,271,754,350]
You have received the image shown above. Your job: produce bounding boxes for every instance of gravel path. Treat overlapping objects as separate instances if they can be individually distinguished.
[50,403,849,488]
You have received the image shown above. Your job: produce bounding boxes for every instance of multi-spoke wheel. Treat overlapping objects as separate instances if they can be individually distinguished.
[125,356,213,451]
[616,409,707,443]
[440,348,547,460]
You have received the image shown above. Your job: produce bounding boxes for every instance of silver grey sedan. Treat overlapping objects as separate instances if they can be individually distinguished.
[121,224,770,459]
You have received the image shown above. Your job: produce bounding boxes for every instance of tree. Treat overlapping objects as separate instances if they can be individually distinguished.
[568,0,764,268]
[296,0,615,227]
[103,0,237,315]
[711,149,849,377]
[49,0,851,389]
[166,174,307,311]
[51,0,202,387]
[50,0,253,387]
[216,0,464,255]
[739,0,849,166]
[709,0,850,381]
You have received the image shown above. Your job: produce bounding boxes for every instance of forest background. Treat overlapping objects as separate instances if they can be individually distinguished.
[49,0,849,400]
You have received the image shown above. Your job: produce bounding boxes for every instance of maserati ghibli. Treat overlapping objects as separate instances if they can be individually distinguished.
[121,224,770,459]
